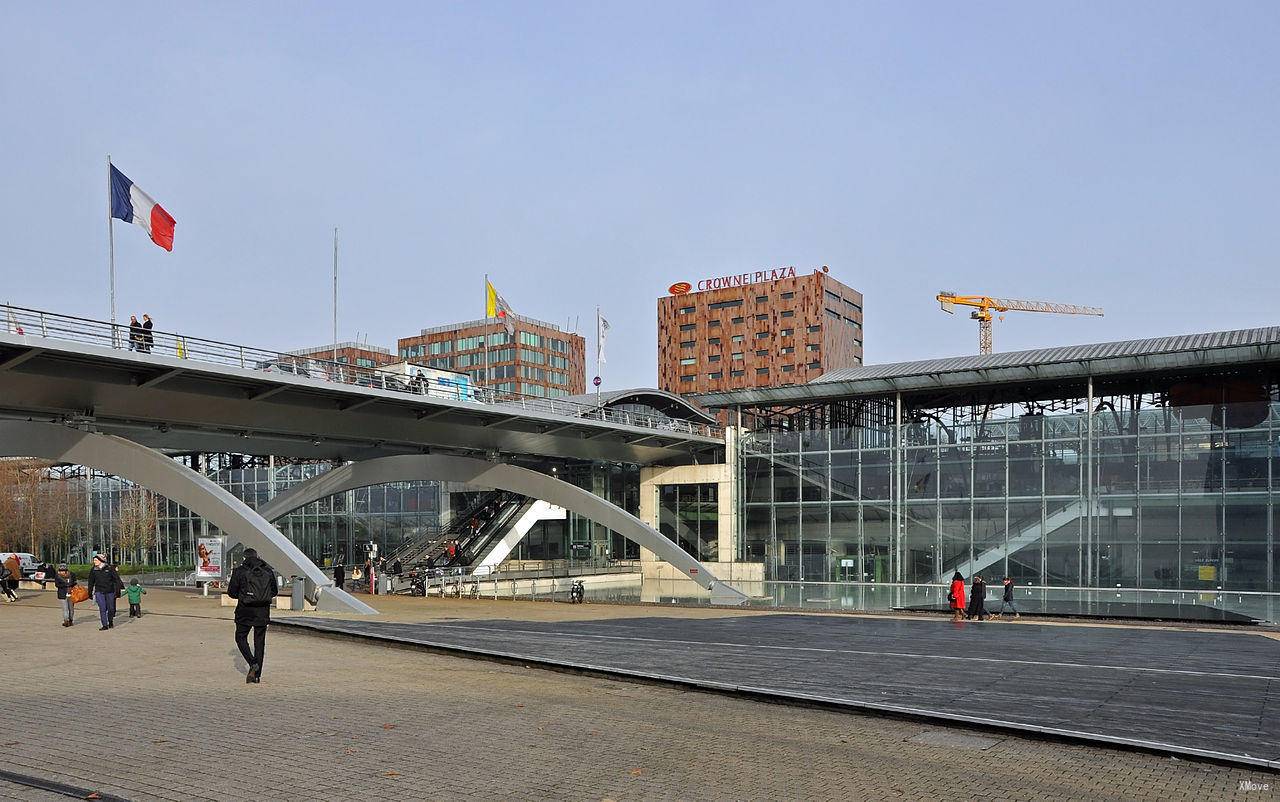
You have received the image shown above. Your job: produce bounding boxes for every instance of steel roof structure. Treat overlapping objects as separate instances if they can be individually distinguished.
[695,325,1280,409]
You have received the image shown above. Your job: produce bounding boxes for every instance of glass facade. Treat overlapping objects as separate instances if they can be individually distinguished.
[82,458,440,568]
[740,401,1278,604]
[657,483,719,562]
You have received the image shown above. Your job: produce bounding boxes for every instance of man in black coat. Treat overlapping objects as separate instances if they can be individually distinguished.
[141,314,154,353]
[333,560,345,591]
[85,554,123,630]
[227,549,278,684]
[967,575,988,621]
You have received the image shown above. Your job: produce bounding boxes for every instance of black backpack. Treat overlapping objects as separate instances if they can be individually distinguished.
[240,563,277,606]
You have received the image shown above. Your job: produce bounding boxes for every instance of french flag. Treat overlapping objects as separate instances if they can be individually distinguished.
[110,165,176,251]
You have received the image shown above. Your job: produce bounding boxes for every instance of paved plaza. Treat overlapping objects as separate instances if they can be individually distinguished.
[0,588,1275,800]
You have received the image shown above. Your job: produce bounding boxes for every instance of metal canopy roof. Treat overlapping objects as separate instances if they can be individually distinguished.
[695,325,1280,408]
[561,388,718,425]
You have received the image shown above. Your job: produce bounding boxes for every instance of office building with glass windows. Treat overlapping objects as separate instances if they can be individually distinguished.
[396,315,586,398]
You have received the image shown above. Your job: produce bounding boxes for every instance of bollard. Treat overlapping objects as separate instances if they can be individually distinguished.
[291,576,305,611]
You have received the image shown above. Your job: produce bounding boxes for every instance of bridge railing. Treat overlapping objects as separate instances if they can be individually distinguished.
[1,304,723,440]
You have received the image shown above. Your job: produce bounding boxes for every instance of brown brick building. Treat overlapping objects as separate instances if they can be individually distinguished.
[287,342,398,369]
[657,266,863,395]
[397,314,586,398]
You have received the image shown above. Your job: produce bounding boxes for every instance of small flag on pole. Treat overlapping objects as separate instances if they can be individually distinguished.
[485,280,516,334]
[109,165,176,251]
[597,313,611,364]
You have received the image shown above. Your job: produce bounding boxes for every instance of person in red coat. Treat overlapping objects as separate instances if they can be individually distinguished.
[949,571,966,621]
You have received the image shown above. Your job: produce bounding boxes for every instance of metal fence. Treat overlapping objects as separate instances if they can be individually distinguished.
[1,304,722,439]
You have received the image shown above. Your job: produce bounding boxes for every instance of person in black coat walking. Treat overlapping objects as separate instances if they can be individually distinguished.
[227,549,278,684]
[967,575,988,621]
[127,315,143,351]
[997,576,1020,619]
[141,314,154,353]
[333,560,345,591]
[86,554,123,630]
[53,564,77,627]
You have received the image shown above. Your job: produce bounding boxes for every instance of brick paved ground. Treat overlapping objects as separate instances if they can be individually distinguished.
[0,588,1275,801]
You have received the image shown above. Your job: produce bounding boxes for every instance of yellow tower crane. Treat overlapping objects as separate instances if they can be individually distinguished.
[936,291,1104,355]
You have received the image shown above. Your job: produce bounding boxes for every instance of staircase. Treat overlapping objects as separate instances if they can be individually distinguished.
[385,489,513,568]
[939,498,1097,583]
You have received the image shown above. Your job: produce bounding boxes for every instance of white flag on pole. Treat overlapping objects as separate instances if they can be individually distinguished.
[598,313,611,364]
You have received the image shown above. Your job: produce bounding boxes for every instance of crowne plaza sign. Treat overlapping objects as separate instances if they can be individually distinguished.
[668,265,799,296]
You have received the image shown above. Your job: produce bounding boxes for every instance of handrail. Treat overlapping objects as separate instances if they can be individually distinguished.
[1,303,723,440]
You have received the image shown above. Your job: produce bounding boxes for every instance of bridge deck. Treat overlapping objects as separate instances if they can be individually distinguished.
[278,613,1280,769]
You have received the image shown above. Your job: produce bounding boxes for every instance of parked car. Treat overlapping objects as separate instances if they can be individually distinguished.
[0,552,40,578]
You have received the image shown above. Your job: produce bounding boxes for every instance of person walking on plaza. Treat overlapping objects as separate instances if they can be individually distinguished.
[86,554,123,630]
[227,548,278,684]
[124,578,146,617]
[997,576,1020,619]
[948,571,966,622]
[53,564,77,626]
[127,315,143,351]
[0,558,18,602]
[333,560,345,592]
[141,314,154,353]
[967,575,988,621]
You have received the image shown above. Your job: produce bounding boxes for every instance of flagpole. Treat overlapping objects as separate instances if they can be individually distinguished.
[483,273,490,391]
[332,227,338,364]
[107,155,117,347]
[595,306,601,405]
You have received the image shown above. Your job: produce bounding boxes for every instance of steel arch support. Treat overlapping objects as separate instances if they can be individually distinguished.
[257,454,750,605]
[0,421,374,615]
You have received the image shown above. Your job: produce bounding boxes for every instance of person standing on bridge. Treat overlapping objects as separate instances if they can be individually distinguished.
[141,314,154,353]
[948,571,965,622]
[127,315,143,351]
[227,548,278,684]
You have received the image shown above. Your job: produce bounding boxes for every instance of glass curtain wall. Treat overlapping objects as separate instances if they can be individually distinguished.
[741,399,1277,599]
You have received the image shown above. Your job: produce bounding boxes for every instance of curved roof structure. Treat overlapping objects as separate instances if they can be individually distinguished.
[562,388,718,425]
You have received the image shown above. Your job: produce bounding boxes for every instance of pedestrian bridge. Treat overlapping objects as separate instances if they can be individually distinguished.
[0,305,745,612]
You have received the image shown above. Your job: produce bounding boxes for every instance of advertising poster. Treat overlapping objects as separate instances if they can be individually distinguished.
[195,537,225,580]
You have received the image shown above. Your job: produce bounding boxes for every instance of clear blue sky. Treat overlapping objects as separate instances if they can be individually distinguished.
[1,2,1276,389]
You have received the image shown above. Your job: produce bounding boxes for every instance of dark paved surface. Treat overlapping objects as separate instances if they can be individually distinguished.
[279,613,1280,769]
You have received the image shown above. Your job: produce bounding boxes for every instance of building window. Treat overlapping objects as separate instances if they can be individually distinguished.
[708,337,721,346]
[730,369,745,377]
[549,338,567,352]
[428,341,451,355]
[755,313,768,321]
[732,352,743,361]
[808,361,820,369]
[709,299,743,310]
[518,332,543,348]
[731,316,744,324]
[782,364,794,372]
[522,382,548,397]
[731,334,744,343]
[679,306,695,315]
[549,355,568,369]
[781,291,795,300]
[826,308,842,321]
[491,364,516,379]
[490,332,514,346]
[808,325,821,333]
[807,343,820,351]
[490,348,515,362]
[781,346,795,354]
[428,356,452,369]
[780,328,793,337]
[755,349,768,357]
[519,348,547,364]
[755,295,767,303]
[708,371,723,379]
[680,340,696,348]
[679,357,697,366]
[709,319,722,328]
[825,290,843,304]
[844,298,862,313]
[756,331,771,339]
[844,316,861,329]
[756,367,769,375]
[780,310,795,318]
[680,374,695,382]
[679,323,696,332]
[457,335,485,351]
[708,354,721,363]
